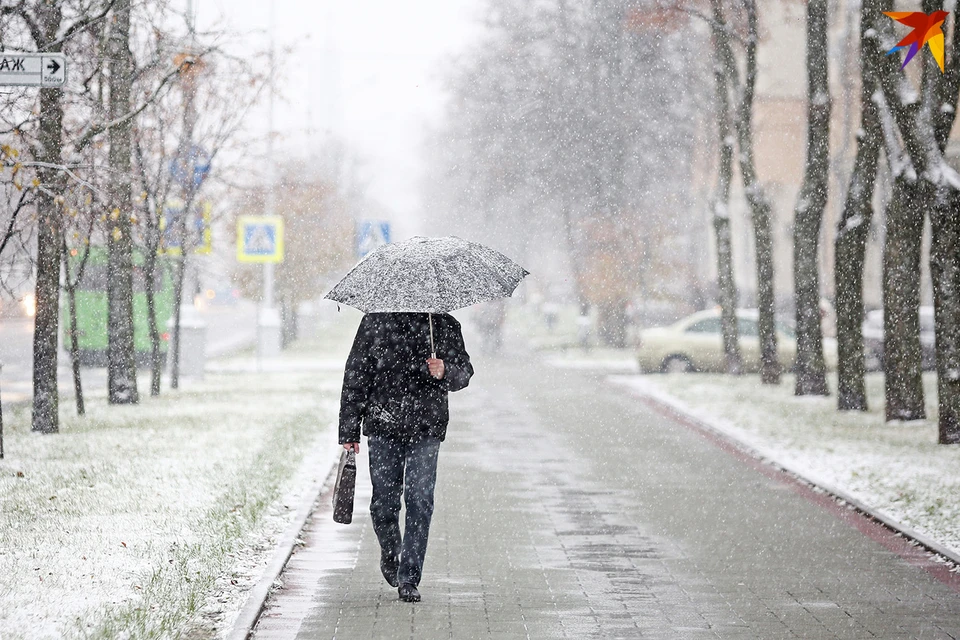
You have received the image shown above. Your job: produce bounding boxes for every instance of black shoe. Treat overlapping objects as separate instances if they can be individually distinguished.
[398,583,421,602]
[380,551,399,587]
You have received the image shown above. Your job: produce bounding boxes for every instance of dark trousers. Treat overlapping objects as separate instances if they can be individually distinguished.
[368,435,441,587]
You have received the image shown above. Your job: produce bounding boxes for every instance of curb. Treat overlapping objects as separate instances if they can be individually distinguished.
[227,450,342,640]
[626,385,960,569]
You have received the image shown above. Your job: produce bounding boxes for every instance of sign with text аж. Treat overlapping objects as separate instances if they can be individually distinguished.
[237,216,284,263]
[0,52,66,87]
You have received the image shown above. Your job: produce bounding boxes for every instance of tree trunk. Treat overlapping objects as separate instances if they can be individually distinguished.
[708,7,742,375]
[883,176,927,421]
[32,3,65,434]
[169,57,199,390]
[62,240,85,416]
[133,139,164,396]
[868,1,937,422]
[106,0,139,404]
[170,253,187,390]
[927,2,960,442]
[793,0,831,396]
[597,301,628,349]
[721,0,781,384]
[835,1,882,411]
[930,189,960,443]
[145,253,163,397]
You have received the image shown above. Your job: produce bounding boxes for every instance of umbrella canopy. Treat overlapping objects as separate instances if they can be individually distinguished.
[324,236,529,314]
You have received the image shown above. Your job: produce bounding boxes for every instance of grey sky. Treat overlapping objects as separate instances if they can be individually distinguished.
[200,0,482,234]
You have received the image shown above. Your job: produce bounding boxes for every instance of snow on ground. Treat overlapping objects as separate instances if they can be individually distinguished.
[0,316,357,639]
[543,348,639,372]
[608,370,960,558]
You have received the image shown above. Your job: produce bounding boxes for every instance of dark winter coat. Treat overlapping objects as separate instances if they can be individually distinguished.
[338,312,473,444]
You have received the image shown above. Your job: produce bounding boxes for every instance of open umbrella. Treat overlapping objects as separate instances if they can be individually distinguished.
[324,236,529,355]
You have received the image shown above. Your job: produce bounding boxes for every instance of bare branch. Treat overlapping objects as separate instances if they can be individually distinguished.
[1,1,43,48]
[43,0,118,50]
[72,59,190,152]
[0,186,32,257]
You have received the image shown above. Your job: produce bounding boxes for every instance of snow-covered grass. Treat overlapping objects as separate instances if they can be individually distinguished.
[611,371,960,556]
[0,313,358,639]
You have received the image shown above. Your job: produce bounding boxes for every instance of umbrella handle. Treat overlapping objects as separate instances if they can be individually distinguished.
[429,312,436,359]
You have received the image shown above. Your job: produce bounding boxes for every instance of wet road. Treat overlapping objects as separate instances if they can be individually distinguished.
[255,355,960,639]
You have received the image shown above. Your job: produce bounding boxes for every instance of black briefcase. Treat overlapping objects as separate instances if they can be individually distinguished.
[332,449,357,524]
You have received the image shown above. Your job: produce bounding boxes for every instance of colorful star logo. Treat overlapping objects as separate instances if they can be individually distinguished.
[884,11,949,72]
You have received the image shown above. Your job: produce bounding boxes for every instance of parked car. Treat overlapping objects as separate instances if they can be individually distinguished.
[862,307,936,372]
[637,308,837,373]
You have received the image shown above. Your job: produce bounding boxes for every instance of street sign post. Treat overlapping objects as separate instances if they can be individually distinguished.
[0,52,67,87]
[160,200,212,255]
[237,216,284,263]
[159,200,212,255]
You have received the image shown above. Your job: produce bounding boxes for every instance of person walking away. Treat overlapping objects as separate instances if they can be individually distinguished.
[339,312,473,603]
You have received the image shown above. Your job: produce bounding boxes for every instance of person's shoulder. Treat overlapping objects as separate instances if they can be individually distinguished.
[438,313,461,329]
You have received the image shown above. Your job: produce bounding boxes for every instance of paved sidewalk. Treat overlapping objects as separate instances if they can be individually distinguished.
[254,356,960,639]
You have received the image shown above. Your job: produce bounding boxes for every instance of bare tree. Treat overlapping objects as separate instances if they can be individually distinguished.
[923,0,960,443]
[105,0,138,404]
[710,0,781,384]
[792,0,831,396]
[870,0,960,434]
[706,0,741,375]
[834,0,883,412]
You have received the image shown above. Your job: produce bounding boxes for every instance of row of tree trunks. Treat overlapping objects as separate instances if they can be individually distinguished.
[32,3,66,434]
[792,0,831,397]
[834,0,882,412]
[106,0,139,406]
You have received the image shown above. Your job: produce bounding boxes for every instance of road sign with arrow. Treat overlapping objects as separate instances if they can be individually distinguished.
[0,52,67,88]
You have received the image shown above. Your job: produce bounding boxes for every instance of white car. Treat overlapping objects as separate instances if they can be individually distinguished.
[862,307,936,371]
[637,308,837,373]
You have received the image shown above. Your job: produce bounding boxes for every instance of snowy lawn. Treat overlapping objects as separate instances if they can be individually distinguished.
[611,371,960,557]
[0,312,358,639]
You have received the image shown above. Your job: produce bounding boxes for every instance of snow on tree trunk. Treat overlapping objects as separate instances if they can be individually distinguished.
[793,0,831,397]
[708,7,742,376]
[106,0,139,405]
[883,176,927,421]
[31,3,65,434]
[835,0,882,412]
[868,2,957,423]
[926,1,960,443]
[930,188,960,443]
[717,0,781,384]
[145,252,163,397]
[62,239,85,416]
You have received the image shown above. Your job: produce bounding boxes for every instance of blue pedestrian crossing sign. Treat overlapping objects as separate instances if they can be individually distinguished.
[357,220,391,258]
[237,216,284,263]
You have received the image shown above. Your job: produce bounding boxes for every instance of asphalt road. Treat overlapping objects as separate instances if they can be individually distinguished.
[0,300,258,405]
[255,352,960,639]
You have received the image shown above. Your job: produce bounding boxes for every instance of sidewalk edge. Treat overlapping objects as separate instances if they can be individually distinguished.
[226,448,341,640]
[626,383,960,568]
